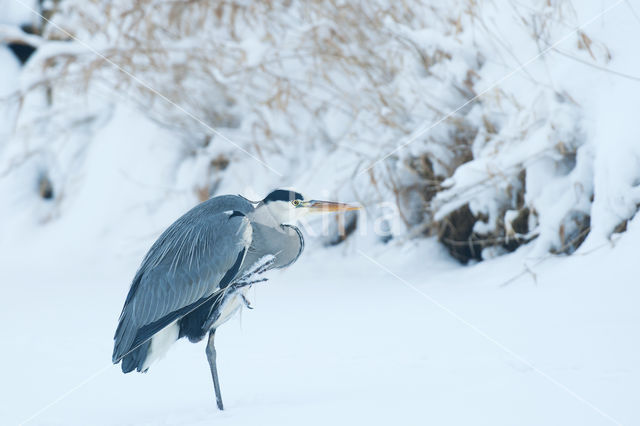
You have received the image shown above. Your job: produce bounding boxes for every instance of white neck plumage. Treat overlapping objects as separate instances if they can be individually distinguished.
[250,201,306,227]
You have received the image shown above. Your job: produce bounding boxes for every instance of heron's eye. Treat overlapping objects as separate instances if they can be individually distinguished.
[292,199,301,207]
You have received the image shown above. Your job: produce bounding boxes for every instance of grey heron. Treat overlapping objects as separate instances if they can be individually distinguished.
[112,189,359,410]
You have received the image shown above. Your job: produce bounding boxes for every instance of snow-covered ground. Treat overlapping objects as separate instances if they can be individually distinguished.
[3,219,639,426]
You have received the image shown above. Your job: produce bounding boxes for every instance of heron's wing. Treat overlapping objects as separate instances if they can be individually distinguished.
[112,209,252,363]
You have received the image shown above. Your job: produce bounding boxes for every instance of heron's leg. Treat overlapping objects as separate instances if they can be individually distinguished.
[206,329,224,410]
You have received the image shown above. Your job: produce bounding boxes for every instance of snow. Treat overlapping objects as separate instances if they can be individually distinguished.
[1,0,640,425]
[3,223,640,425]
[429,0,640,257]
[0,45,20,141]
[0,0,37,27]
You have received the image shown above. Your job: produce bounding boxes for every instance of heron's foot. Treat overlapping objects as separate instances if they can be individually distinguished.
[240,294,254,309]
[233,276,268,290]
[238,255,275,282]
[252,256,276,275]
[231,255,274,292]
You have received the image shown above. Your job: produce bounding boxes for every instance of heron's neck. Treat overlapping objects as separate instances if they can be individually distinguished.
[249,203,288,227]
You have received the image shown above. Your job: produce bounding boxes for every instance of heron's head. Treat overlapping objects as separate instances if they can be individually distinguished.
[257,189,360,224]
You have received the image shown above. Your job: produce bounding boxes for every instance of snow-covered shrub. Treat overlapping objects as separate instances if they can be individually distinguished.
[6,0,477,224]
[1,0,638,262]
[431,92,588,262]
[371,1,640,262]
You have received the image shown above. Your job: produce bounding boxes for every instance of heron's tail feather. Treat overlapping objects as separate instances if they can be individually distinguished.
[112,305,137,364]
[121,341,151,373]
[113,273,144,364]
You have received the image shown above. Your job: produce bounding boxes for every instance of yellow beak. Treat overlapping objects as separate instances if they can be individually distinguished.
[303,200,361,213]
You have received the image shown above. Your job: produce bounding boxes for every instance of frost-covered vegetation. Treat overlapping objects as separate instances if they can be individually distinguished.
[3,0,639,263]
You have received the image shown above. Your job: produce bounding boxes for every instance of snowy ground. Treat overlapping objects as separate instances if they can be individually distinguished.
[3,215,639,425]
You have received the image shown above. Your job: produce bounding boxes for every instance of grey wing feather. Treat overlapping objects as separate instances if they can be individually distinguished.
[112,195,254,363]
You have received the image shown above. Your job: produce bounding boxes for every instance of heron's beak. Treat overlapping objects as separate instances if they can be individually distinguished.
[303,200,361,213]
